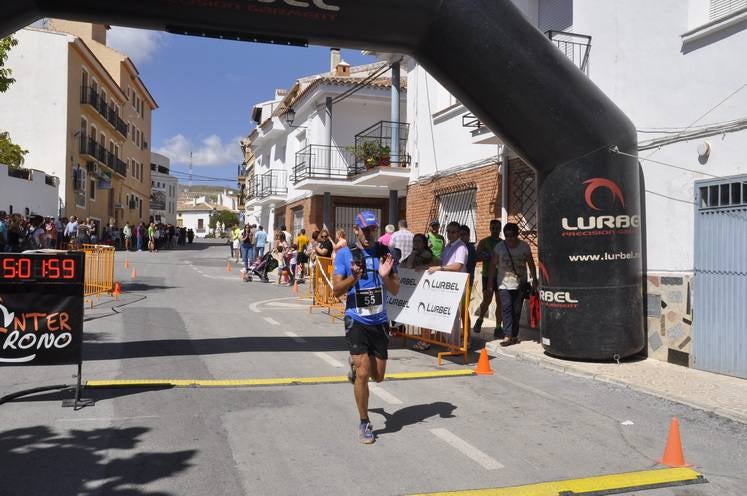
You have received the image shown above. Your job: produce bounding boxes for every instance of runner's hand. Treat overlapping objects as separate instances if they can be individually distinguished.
[378,253,394,278]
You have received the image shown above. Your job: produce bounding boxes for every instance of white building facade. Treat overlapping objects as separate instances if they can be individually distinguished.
[0,164,60,217]
[245,52,408,245]
[176,202,214,239]
[149,152,177,225]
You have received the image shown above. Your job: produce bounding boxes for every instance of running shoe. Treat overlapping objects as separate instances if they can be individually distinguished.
[347,355,356,384]
[358,422,375,444]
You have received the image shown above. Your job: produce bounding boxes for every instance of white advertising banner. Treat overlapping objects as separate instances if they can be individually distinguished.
[386,268,468,334]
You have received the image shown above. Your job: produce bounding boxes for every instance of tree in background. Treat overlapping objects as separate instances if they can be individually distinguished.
[0,36,28,168]
[210,210,239,231]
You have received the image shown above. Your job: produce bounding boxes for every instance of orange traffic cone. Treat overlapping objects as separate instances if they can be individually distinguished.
[658,418,691,467]
[292,278,299,294]
[475,348,494,375]
[124,258,129,269]
[113,281,122,299]
[131,268,137,279]
[226,262,232,273]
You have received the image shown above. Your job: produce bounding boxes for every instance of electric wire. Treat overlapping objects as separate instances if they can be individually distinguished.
[329,59,398,105]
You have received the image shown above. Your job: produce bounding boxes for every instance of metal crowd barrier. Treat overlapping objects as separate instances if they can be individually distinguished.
[79,244,115,297]
[394,277,472,365]
[309,256,344,320]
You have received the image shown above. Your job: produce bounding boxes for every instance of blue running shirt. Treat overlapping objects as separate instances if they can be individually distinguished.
[333,243,395,326]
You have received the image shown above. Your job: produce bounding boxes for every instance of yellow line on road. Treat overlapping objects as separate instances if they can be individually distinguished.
[407,467,705,496]
[85,369,475,388]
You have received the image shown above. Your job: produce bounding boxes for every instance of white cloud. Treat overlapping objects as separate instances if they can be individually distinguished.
[155,134,243,167]
[107,26,166,64]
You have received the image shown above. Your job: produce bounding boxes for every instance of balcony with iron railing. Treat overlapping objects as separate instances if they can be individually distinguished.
[351,121,410,174]
[546,30,591,75]
[293,144,355,183]
[80,85,129,137]
[253,169,288,202]
[79,134,128,177]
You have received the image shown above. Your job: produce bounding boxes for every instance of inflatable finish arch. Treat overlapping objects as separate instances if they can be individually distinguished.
[1,0,645,360]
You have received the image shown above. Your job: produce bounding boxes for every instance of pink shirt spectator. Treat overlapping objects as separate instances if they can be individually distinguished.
[378,232,392,246]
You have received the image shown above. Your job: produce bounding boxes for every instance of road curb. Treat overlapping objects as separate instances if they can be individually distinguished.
[487,342,747,425]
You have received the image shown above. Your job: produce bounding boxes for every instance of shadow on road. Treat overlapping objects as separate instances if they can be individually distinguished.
[370,401,457,435]
[82,335,350,361]
[0,425,195,495]
[4,385,174,405]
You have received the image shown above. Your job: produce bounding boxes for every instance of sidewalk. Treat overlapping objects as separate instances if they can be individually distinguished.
[482,330,747,425]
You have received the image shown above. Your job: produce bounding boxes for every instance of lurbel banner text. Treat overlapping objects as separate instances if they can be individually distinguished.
[386,268,468,334]
[0,292,83,366]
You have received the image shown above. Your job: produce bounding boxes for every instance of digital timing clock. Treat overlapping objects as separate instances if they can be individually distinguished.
[0,253,84,284]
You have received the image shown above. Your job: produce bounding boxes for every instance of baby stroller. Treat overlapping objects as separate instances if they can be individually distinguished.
[244,252,278,282]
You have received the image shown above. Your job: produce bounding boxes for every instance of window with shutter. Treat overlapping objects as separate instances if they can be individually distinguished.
[437,189,477,242]
[709,0,747,20]
[539,0,573,33]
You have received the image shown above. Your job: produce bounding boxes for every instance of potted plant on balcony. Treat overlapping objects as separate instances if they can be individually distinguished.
[349,140,391,169]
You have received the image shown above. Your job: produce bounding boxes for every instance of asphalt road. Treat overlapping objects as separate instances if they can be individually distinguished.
[1,240,745,496]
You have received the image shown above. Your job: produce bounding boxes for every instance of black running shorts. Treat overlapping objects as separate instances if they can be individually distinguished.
[344,316,389,359]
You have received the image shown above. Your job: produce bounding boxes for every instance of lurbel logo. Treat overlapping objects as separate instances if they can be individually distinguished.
[251,0,340,11]
[539,290,579,309]
[418,302,426,313]
[561,177,640,237]
[583,178,624,210]
[423,277,461,292]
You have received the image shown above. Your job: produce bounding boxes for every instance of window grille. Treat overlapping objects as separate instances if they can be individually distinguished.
[510,161,538,248]
[709,0,747,20]
[292,208,304,236]
[436,188,477,242]
[698,178,747,210]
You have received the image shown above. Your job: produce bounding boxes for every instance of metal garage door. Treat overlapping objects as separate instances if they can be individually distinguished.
[693,176,747,378]
[335,206,382,244]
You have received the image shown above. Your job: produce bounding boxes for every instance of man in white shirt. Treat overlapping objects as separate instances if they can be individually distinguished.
[389,219,414,262]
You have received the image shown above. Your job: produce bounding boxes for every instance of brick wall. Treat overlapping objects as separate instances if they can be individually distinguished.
[406,162,501,241]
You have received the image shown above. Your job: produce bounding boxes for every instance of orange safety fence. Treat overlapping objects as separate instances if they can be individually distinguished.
[78,244,115,297]
[393,277,471,365]
[309,256,345,320]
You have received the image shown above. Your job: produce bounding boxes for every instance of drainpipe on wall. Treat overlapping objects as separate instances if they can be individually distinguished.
[498,144,508,229]
[389,60,401,226]
[325,96,333,176]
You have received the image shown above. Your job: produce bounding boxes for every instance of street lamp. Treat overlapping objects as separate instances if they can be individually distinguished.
[285,107,296,126]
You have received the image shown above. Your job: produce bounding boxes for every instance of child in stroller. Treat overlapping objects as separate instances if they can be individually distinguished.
[244,251,278,282]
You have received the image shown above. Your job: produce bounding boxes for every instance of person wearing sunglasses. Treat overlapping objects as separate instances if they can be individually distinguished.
[315,229,333,257]
[487,223,537,346]
[332,210,400,444]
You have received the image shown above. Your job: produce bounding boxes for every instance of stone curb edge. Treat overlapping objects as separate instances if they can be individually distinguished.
[486,342,747,426]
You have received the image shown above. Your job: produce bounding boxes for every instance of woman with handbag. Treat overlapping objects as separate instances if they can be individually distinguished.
[486,222,537,346]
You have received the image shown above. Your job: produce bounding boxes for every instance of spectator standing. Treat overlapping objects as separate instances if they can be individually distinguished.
[426,220,445,260]
[389,219,413,262]
[0,213,7,251]
[240,225,253,273]
[295,228,309,281]
[255,225,267,259]
[473,219,503,337]
[231,224,241,263]
[460,225,477,286]
[487,223,538,346]
[315,229,333,258]
[333,228,347,259]
[281,224,292,246]
[401,233,434,269]
[378,224,395,246]
[123,222,132,251]
[44,217,57,249]
[64,216,78,248]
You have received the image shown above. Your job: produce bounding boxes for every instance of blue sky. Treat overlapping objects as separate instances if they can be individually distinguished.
[107,27,373,188]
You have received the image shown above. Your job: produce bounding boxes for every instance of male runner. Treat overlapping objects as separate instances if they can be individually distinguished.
[333,210,400,444]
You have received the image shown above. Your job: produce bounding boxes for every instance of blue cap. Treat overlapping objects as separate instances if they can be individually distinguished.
[430,219,440,226]
[355,210,379,229]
